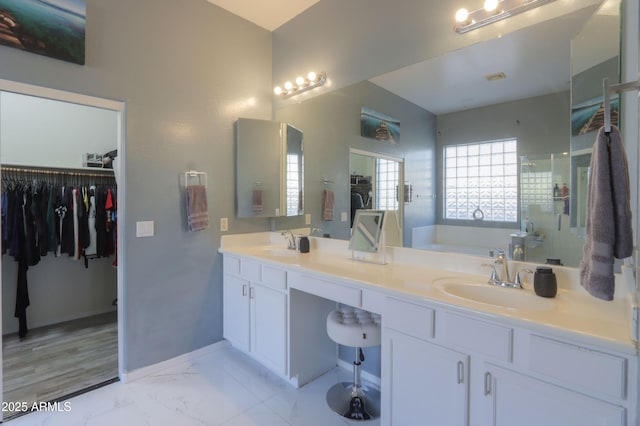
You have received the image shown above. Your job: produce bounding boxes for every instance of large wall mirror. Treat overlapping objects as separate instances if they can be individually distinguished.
[275,0,623,268]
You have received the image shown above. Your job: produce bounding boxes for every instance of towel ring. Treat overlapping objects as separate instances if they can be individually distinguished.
[473,206,484,221]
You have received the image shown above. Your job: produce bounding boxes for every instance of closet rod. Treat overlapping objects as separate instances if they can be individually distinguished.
[1,164,116,179]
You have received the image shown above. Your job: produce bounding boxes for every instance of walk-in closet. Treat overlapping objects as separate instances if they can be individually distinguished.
[0,88,121,419]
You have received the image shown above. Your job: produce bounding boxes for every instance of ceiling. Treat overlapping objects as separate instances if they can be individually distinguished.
[206,0,320,31]
[207,0,613,115]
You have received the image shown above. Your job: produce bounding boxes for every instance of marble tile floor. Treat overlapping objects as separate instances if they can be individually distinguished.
[5,342,381,426]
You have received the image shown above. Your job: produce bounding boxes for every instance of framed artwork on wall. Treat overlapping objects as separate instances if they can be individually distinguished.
[0,0,86,65]
[361,107,400,144]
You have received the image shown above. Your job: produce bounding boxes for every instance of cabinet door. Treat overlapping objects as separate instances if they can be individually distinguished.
[482,365,626,426]
[382,328,469,426]
[223,274,250,353]
[251,283,287,375]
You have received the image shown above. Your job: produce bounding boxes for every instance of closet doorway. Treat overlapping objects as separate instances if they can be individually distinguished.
[0,80,125,421]
[349,149,404,246]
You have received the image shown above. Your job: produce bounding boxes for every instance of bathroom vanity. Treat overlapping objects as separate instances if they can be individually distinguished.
[219,232,638,426]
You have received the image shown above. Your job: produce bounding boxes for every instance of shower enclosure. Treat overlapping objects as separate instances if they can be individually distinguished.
[519,153,585,267]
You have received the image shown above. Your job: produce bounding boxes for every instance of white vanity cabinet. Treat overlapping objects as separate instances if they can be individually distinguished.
[381,295,636,426]
[222,254,288,375]
[482,364,626,426]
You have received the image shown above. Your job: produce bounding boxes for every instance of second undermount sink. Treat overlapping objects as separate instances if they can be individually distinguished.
[256,246,300,257]
[434,279,554,311]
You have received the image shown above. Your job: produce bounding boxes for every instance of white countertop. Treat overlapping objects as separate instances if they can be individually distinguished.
[220,232,639,356]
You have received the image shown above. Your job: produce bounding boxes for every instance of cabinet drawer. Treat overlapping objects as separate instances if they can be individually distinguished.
[240,258,261,282]
[442,312,512,362]
[528,335,627,400]
[384,297,434,341]
[290,274,361,307]
[261,265,287,291]
[223,255,240,276]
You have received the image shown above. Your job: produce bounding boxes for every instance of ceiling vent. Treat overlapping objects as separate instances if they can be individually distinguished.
[485,72,507,82]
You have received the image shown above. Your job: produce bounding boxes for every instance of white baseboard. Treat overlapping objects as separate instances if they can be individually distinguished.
[120,340,228,383]
[337,359,381,388]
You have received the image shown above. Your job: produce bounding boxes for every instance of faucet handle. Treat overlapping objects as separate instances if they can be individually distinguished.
[481,263,498,284]
[514,268,534,289]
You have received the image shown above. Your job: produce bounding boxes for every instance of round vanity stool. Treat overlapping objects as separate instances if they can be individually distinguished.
[326,307,382,421]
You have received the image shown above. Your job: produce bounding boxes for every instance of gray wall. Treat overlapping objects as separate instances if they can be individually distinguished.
[276,80,437,247]
[436,91,571,226]
[0,0,272,371]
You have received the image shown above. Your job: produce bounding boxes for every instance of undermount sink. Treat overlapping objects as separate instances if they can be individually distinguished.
[434,279,554,311]
[257,247,300,257]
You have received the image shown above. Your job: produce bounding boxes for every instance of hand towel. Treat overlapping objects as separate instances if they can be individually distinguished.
[252,189,264,214]
[579,126,633,300]
[322,189,334,221]
[186,185,209,232]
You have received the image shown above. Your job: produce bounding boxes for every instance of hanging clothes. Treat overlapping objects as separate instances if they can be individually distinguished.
[1,166,117,338]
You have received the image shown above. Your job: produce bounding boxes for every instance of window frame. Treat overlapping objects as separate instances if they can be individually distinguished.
[439,138,520,229]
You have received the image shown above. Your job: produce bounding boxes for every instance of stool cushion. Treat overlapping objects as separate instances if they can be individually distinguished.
[327,307,381,348]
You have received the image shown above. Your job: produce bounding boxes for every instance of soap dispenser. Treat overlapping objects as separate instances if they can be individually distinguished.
[533,266,557,298]
[298,236,310,253]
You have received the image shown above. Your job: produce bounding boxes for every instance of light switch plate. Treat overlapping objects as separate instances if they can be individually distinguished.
[136,221,154,237]
[220,217,228,232]
[341,212,348,222]
[305,214,311,225]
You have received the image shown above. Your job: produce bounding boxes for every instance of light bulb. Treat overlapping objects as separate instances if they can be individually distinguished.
[274,86,283,95]
[296,76,305,86]
[307,71,317,82]
[284,81,293,91]
[484,0,499,12]
[455,8,469,23]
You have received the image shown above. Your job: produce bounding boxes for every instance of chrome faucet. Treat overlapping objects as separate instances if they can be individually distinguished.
[494,249,511,286]
[281,230,297,250]
[482,250,532,289]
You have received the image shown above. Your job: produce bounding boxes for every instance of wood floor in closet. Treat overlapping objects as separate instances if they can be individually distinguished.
[2,311,118,417]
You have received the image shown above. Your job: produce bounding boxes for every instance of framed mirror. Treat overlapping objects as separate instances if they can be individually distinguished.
[236,118,304,218]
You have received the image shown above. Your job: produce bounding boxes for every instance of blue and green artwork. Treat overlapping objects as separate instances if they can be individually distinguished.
[361,107,400,144]
[0,0,85,65]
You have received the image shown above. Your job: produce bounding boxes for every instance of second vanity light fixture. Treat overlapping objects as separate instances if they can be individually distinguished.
[454,0,557,34]
[274,71,327,99]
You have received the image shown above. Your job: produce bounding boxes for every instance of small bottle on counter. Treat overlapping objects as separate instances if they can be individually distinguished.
[553,183,560,198]
[534,266,557,298]
[298,236,310,253]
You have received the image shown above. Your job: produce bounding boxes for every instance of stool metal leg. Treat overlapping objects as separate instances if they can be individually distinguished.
[326,347,380,421]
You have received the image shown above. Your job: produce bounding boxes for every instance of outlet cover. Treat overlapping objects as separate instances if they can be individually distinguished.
[341,212,348,222]
[305,214,311,225]
[220,217,228,232]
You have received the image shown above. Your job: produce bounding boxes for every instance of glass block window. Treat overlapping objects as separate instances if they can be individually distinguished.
[444,139,518,222]
[521,170,553,213]
[376,158,399,211]
[286,153,301,216]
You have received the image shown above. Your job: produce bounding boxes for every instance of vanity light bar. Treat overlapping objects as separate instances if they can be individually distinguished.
[454,0,557,34]
[274,71,327,99]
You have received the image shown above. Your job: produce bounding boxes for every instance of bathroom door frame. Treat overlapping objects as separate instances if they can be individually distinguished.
[0,79,127,419]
